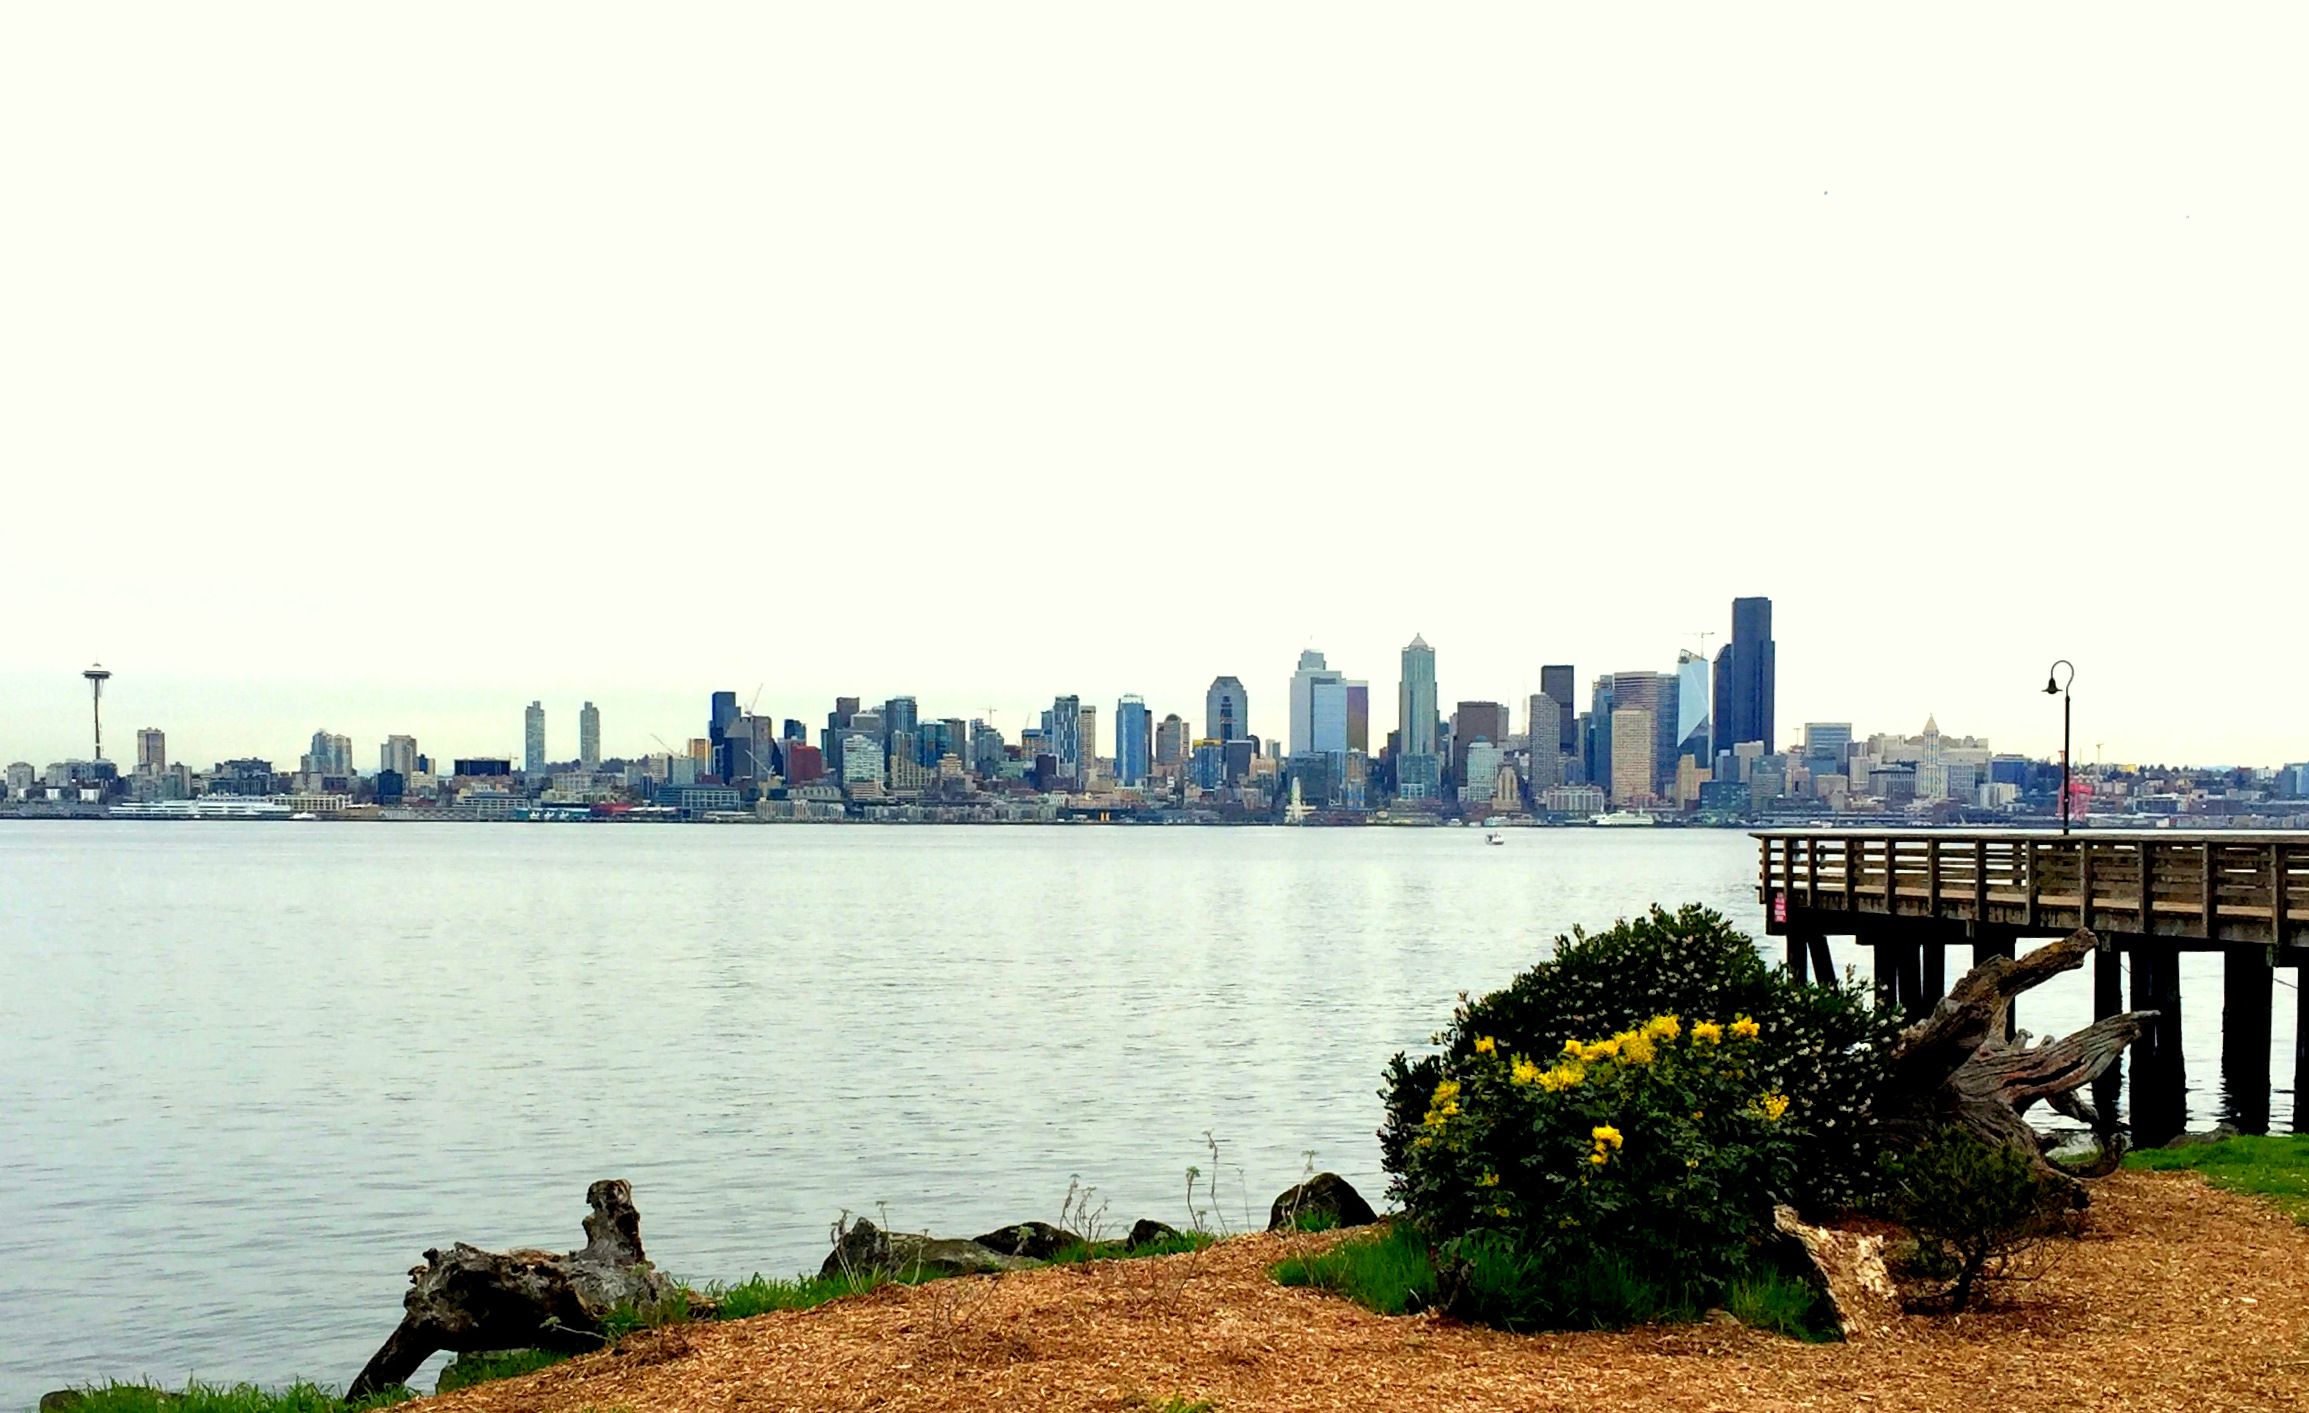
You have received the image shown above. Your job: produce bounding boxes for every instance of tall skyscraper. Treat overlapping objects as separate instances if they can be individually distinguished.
[524,702,547,773]
[1540,665,1577,754]
[1397,635,1440,799]
[1722,596,1776,753]
[1155,713,1188,767]
[1078,703,1098,773]
[1675,650,1711,765]
[1289,650,1351,758]
[883,696,919,742]
[1611,706,1656,806]
[1451,701,1508,788]
[1206,677,1249,744]
[1050,694,1082,783]
[135,728,166,774]
[1525,694,1561,787]
[579,702,601,768]
[1345,682,1369,754]
[710,690,741,781]
[381,734,418,776]
[1115,695,1151,787]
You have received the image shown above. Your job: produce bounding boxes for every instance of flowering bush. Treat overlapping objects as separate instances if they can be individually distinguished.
[1382,905,1901,1217]
[1397,1007,1803,1281]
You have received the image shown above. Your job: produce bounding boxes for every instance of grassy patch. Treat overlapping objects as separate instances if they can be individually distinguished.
[49,1382,412,1413]
[2126,1134,2309,1222]
[1043,1230,1219,1266]
[1271,1222,1435,1316]
[1723,1267,1840,1342]
[434,1348,569,1394]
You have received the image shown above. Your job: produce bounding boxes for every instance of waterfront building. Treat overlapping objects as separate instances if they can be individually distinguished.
[1525,694,1563,791]
[524,702,547,773]
[1451,701,1508,790]
[1720,596,1776,754]
[135,728,166,775]
[579,703,601,768]
[1155,713,1188,767]
[1397,635,1440,799]
[1460,739,1502,806]
[1345,683,1369,754]
[1675,650,1711,765]
[1610,706,1656,806]
[1542,783,1607,817]
[1049,695,1082,784]
[1115,695,1151,787]
[1206,677,1249,744]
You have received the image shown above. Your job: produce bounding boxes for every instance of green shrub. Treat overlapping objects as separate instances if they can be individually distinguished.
[1435,1233,1709,1331]
[58,1382,411,1413]
[1882,1129,2067,1309]
[1271,1222,1436,1316]
[1382,905,1900,1219]
[1723,1266,1839,1341]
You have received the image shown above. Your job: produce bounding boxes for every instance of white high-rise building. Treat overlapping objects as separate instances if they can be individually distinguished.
[579,702,601,768]
[525,702,547,773]
[381,735,419,776]
[1289,649,1351,758]
[1676,650,1712,763]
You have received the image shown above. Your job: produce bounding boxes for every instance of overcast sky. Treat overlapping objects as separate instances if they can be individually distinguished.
[4,5,2302,771]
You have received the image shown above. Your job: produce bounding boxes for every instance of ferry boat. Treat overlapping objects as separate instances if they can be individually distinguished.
[1592,810,1657,827]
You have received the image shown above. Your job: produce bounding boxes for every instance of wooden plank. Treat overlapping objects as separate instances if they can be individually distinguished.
[2079,839,2095,934]
[1973,838,1988,919]
[2139,841,2155,935]
[1926,837,1942,918]
[2025,838,2041,930]
[2203,842,2219,940]
[1805,835,1819,907]
[2275,844,2290,949]
[1844,836,1858,912]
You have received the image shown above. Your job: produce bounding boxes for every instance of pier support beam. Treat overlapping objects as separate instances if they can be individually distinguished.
[2131,943,2186,1147]
[1808,933,1834,986]
[1787,932,1812,985]
[2294,958,2309,1137]
[1872,936,1898,1012]
[1894,942,1924,1022]
[1974,939,2018,1040]
[2222,944,2273,1136]
[2092,938,2123,1139]
[1919,942,1946,1011]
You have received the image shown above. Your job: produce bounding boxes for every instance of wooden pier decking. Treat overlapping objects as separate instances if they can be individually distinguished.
[1756,830,2309,1146]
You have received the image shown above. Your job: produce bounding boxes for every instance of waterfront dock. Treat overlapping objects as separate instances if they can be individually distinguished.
[1757,830,2309,1145]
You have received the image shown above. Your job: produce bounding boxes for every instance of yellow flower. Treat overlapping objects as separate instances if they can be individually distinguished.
[1412,1135,1433,1148]
[1476,1170,1500,1187]
[1755,1092,1791,1122]
[1422,1078,1461,1128]
[1537,1063,1586,1092]
[1586,1037,1620,1060]
[1589,1151,1607,1166]
[1692,1020,1724,1045]
[1730,1016,1761,1041]
[1511,1058,1541,1086]
[1591,1124,1624,1150]
[1643,1014,1682,1041]
[1686,1158,1700,1169]
[1562,1038,1586,1059]
[1620,1031,1657,1066]
[1474,1036,1496,1055]
[1493,1203,1512,1217]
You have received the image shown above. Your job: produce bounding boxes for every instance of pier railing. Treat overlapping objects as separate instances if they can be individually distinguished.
[1756,831,2306,947]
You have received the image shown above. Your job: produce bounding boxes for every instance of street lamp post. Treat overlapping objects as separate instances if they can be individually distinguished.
[2043,661,2074,835]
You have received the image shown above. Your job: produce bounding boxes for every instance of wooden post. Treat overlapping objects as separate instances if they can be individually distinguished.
[2139,841,2155,937]
[1871,932,1898,1011]
[1973,838,1988,921]
[1918,939,1945,1011]
[2092,936,2123,1138]
[2132,943,2186,1147]
[2295,958,2309,1137]
[2222,943,2273,1136]
[1843,836,1858,913]
[1787,931,1811,985]
[2025,838,2042,930]
[1926,837,1942,919]
[2202,843,2219,939]
[2079,839,2095,934]
[1807,933,1835,986]
[1894,940,1924,1022]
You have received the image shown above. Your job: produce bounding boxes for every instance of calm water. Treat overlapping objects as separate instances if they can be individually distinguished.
[0,823,2281,1409]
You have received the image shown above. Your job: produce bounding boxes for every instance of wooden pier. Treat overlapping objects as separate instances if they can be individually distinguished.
[1756,830,2309,1145]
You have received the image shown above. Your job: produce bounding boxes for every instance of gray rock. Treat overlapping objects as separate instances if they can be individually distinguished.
[39,1393,88,1413]
[818,1217,1036,1280]
[2164,1122,2243,1149]
[970,1220,1079,1259]
[1267,1172,1378,1232]
[1128,1218,1185,1248]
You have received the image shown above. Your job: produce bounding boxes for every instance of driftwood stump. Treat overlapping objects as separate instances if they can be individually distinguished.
[346,1179,678,1399]
[1877,928,2152,1193]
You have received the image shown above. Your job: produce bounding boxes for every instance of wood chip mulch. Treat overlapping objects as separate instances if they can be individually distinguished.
[425,1169,2309,1413]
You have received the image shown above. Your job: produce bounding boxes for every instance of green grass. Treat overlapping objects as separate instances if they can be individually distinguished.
[47,1381,413,1413]
[2126,1134,2309,1222]
[434,1348,570,1393]
[1042,1230,1219,1266]
[1271,1221,1436,1316]
[1723,1267,1840,1342]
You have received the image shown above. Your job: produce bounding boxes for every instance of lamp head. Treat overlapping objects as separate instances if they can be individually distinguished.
[2044,674,2060,696]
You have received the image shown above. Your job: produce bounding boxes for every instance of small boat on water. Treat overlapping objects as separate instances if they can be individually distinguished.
[1485,831,1505,845]
[1592,810,1656,827]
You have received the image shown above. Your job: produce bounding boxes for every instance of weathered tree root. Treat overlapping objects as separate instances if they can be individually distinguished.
[1876,928,2151,1196]
[347,1179,678,1400]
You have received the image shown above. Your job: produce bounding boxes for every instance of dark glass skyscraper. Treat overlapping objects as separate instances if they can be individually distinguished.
[1722,596,1777,754]
[1540,665,1577,754]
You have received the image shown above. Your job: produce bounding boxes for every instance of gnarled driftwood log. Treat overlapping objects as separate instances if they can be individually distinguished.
[1876,928,2152,1193]
[347,1179,678,1400]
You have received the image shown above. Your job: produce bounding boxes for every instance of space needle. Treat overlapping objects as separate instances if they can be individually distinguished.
[84,662,112,761]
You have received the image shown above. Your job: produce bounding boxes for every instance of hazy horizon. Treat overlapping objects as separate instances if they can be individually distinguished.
[6,5,2303,768]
